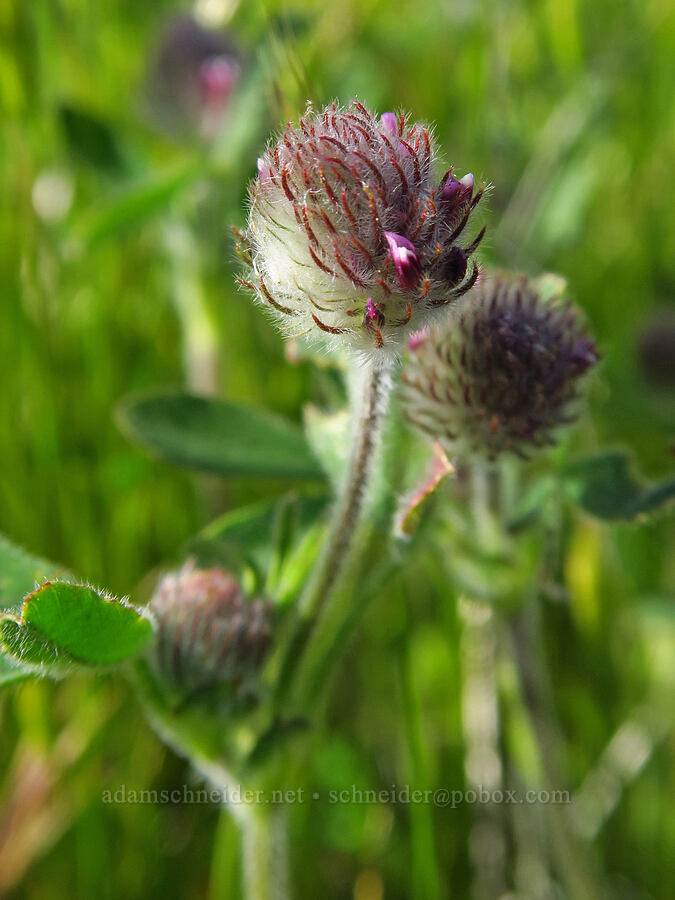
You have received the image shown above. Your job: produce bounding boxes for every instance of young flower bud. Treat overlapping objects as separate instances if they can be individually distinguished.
[146,16,241,141]
[238,101,486,357]
[401,272,598,460]
[148,561,273,695]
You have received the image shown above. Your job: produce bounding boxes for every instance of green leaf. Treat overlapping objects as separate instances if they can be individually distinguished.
[59,104,126,173]
[17,582,153,666]
[506,475,559,533]
[118,391,326,480]
[0,615,76,675]
[194,493,328,598]
[564,451,675,520]
[303,404,350,489]
[201,493,327,548]
[0,536,75,686]
[0,534,72,611]
[247,717,309,768]
[0,652,33,687]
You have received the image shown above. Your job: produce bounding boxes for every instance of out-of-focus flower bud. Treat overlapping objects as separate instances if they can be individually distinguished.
[237,101,486,357]
[148,561,272,695]
[401,271,598,460]
[637,312,675,389]
[146,16,241,141]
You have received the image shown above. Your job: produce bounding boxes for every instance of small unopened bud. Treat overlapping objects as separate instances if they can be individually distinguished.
[146,16,241,141]
[401,271,598,460]
[384,231,423,290]
[149,561,272,694]
[239,100,486,356]
[441,171,474,205]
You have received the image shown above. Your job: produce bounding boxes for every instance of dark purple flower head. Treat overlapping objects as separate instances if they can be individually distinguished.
[238,100,486,356]
[149,561,273,694]
[401,271,599,460]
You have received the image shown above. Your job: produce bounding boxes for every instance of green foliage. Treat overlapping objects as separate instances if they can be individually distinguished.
[565,451,675,520]
[1,0,674,897]
[0,581,152,676]
[58,104,127,174]
[0,615,77,675]
[0,538,152,682]
[0,651,32,686]
[118,390,326,480]
[68,162,201,248]
[188,492,327,600]
[0,538,73,683]
[20,582,152,665]
[0,534,71,612]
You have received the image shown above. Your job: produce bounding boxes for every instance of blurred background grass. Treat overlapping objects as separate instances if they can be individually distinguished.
[0,0,673,897]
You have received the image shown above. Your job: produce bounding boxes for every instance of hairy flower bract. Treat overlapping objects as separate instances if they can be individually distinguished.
[237,100,486,357]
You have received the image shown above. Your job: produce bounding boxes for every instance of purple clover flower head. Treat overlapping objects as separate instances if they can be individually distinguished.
[238,100,486,356]
[146,16,241,141]
[401,271,599,460]
[149,560,273,694]
[384,231,422,291]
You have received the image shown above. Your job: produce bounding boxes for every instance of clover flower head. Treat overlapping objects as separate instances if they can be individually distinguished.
[236,100,486,359]
[149,561,272,693]
[147,16,240,140]
[401,271,598,460]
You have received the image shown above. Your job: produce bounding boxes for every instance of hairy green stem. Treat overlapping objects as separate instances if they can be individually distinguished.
[133,664,287,900]
[208,809,240,900]
[241,806,288,900]
[302,358,392,621]
[274,358,392,708]
[462,465,508,899]
[459,597,507,900]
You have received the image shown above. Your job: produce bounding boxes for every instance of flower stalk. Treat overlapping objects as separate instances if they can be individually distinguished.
[302,359,392,621]
[133,661,287,900]
[274,357,392,708]
[506,599,603,900]
[241,805,289,900]
[495,461,603,900]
